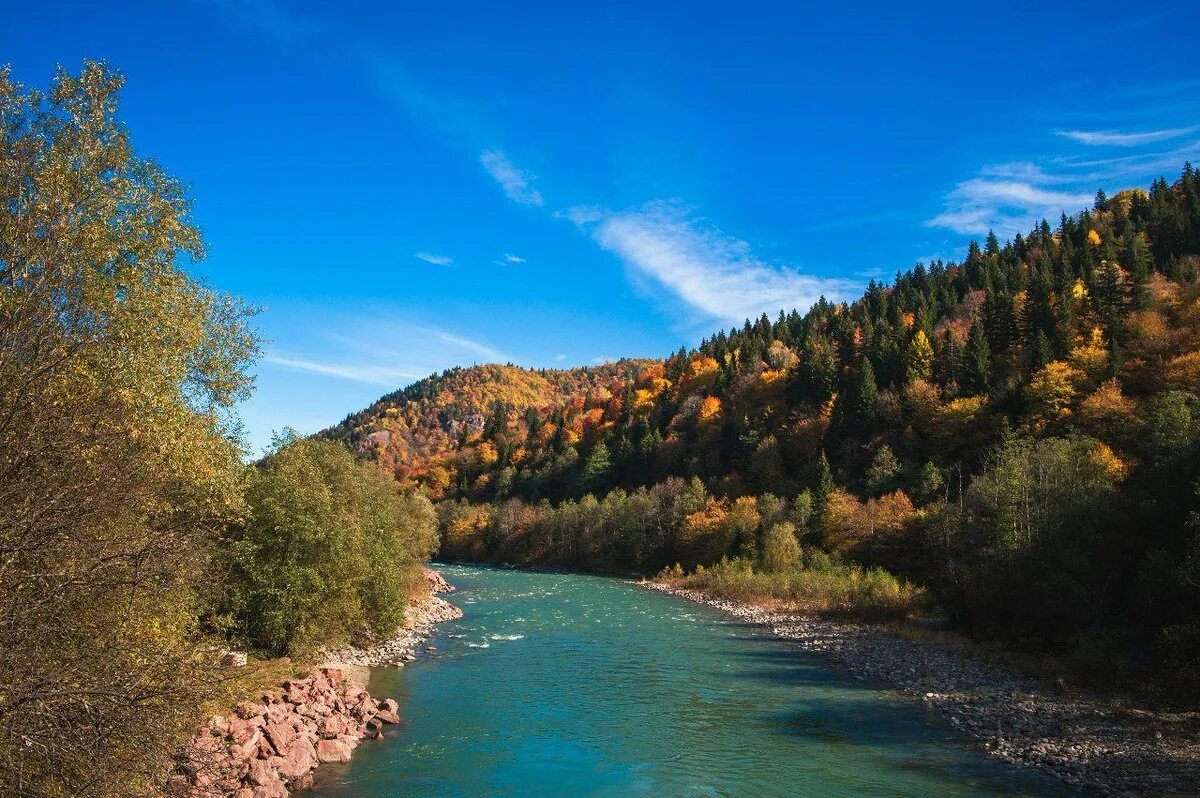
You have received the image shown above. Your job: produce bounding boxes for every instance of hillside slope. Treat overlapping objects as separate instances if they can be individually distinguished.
[327,165,1200,698]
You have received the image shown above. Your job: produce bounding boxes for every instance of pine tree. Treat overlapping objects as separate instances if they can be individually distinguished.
[962,321,992,395]
[581,441,612,495]
[854,360,880,428]
[814,450,835,506]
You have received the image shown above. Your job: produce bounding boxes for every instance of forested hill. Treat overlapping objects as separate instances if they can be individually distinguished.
[325,164,1200,696]
[329,165,1200,511]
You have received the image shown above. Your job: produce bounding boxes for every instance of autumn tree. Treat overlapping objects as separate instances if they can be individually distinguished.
[0,64,258,796]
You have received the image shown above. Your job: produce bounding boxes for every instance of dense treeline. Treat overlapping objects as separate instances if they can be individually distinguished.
[0,64,437,797]
[341,165,1200,700]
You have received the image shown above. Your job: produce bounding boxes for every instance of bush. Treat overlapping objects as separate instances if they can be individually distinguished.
[225,435,437,656]
[665,554,928,622]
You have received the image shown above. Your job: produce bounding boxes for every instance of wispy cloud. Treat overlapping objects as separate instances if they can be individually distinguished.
[430,329,506,362]
[565,201,855,326]
[263,354,425,386]
[927,179,1094,236]
[502,253,526,263]
[263,316,509,387]
[555,353,567,362]
[480,149,544,207]
[415,252,453,265]
[1056,126,1199,147]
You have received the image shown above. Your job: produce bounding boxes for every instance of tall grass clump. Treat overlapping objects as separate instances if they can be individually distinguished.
[660,550,929,622]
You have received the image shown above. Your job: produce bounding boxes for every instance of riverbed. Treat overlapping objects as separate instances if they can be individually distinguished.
[309,565,1070,797]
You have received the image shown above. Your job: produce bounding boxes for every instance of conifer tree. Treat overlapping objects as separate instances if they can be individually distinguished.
[962,321,992,395]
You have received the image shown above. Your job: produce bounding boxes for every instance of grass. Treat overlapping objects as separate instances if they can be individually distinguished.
[660,554,930,623]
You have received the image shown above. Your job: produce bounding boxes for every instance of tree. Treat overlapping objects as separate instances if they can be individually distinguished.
[761,522,803,572]
[866,445,902,495]
[905,329,934,383]
[0,64,258,796]
[581,441,612,495]
[961,321,992,395]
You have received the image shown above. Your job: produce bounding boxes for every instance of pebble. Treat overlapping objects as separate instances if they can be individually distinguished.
[645,582,1200,797]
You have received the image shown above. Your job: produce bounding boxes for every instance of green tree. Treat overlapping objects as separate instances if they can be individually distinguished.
[761,522,803,572]
[0,63,259,797]
[582,441,613,495]
[961,321,992,395]
[866,445,902,495]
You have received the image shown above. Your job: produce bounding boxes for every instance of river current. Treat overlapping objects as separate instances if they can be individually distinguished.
[309,564,1068,797]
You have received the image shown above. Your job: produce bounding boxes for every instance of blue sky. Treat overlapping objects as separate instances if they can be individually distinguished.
[5,1,1199,454]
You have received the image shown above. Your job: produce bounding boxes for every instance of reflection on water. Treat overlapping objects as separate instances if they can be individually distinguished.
[309,565,1072,798]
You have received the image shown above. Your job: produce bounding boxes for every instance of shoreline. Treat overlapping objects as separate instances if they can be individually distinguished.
[644,581,1200,797]
[320,568,464,671]
[174,568,462,797]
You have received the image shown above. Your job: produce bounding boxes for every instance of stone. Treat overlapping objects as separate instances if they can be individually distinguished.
[374,709,400,724]
[246,758,275,787]
[287,772,314,791]
[318,714,350,739]
[220,650,248,667]
[263,720,297,755]
[316,738,352,763]
[252,781,288,798]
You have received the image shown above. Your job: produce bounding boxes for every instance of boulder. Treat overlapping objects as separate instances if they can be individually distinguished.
[315,738,352,763]
[263,720,297,755]
[252,782,287,798]
[246,759,275,787]
[374,709,400,724]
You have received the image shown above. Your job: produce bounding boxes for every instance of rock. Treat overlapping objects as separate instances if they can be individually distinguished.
[220,650,248,668]
[251,782,287,798]
[317,714,350,739]
[270,737,315,781]
[287,772,314,791]
[316,738,352,763]
[374,709,400,724]
[263,720,297,755]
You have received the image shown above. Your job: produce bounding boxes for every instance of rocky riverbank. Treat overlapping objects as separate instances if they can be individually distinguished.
[170,667,398,797]
[171,568,461,796]
[646,582,1200,797]
[320,568,464,668]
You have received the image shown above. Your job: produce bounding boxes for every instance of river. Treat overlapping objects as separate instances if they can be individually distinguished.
[310,564,1070,797]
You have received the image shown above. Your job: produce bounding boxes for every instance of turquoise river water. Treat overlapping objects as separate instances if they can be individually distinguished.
[309,565,1070,797]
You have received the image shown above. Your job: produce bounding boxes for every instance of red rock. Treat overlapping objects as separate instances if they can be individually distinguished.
[263,720,297,755]
[317,715,350,739]
[235,702,262,720]
[246,758,275,787]
[273,737,316,780]
[252,782,287,798]
[374,709,400,724]
[315,738,352,763]
[234,789,255,798]
[379,698,399,714]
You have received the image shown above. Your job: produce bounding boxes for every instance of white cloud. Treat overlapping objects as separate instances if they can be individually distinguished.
[555,353,567,362]
[1057,126,1199,147]
[415,251,453,265]
[480,149,544,206]
[263,354,425,386]
[502,253,526,263]
[566,201,856,325]
[430,329,506,362]
[264,322,508,386]
[927,178,1094,237]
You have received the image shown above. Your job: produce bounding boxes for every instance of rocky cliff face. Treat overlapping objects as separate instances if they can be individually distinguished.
[170,667,397,797]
